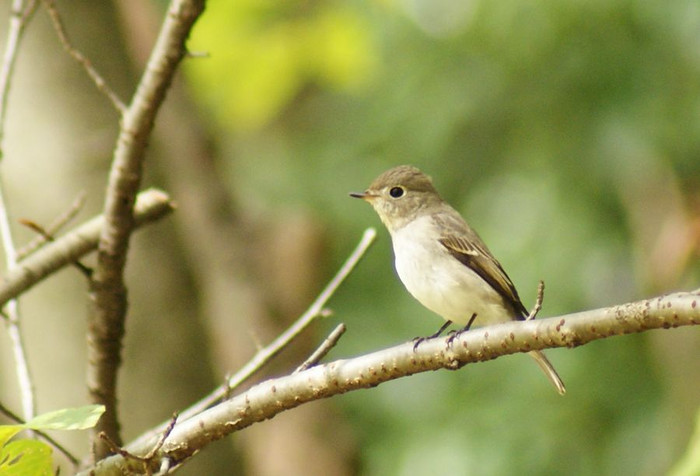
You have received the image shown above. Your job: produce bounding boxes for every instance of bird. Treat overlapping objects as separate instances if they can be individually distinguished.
[350,165,566,395]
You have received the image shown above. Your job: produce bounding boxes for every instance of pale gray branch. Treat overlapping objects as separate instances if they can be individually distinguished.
[0,188,174,307]
[193,227,375,407]
[15,191,87,260]
[294,323,347,373]
[81,290,700,475]
[87,0,204,455]
[0,176,35,421]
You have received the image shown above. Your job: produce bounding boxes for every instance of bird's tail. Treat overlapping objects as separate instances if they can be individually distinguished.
[528,350,566,395]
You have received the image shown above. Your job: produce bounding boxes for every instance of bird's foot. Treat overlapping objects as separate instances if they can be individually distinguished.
[412,320,452,352]
[446,313,477,348]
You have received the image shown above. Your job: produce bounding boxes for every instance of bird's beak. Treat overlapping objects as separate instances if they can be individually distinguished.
[349,190,377,201]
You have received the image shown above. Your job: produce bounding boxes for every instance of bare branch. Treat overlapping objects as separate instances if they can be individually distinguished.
[0,0,41,423]
[526,280,545,320]
[1,294,34,421]
[42,0,126,113]
[0,188,175,307]
[97,412,179,470]
[126,228,376,452]
[0,188,171,429]
[87,0,204,457]
[173,228,374,418]
[16,191,86,260]
[0,0,38,156]
[17,199,93,277]
[0,176,35,423]
[294,323,347,373]
[80,290,699,475]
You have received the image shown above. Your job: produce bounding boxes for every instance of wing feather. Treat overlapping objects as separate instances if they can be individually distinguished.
[438,231,528,319]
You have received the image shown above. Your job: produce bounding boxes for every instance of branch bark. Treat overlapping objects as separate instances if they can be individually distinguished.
[80,290,700,475]
[87,0,204,457]
[0,188,174,306]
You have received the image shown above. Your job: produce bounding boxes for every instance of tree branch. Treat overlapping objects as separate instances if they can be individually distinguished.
[0,0,40,424]
[80,290,699,475]
[125,228,376,452]
[294,323,347,373]
[86,0,204,457]
[15,190,86,260]
[0,0,38,156]
[0,177,36,421]
[183,227,375,415]
[42,0,126,113]
[0,188,174,307]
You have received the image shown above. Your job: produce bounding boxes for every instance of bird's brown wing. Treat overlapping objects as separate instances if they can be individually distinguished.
[439,234,528,318]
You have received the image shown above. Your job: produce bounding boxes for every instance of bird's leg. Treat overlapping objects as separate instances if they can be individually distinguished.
[446,313,477,348]
[412,320,452,351]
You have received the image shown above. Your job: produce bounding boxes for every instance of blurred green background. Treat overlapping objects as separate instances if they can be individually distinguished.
[184,1,699,475]
[0,0,699,475]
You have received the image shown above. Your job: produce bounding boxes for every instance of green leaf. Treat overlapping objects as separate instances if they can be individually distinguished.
[0,439,52,476]
[0,427,22,449]
[24,404,105,431]
[0,405,100,476]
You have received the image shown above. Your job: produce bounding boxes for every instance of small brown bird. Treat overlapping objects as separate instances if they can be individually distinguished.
[351,165,565,395]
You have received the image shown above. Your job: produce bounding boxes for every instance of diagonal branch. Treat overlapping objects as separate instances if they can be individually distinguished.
[42,0,126,113]
[184,227,375,415]
[0,189,174,307]
[127,228,376,451]
[16,191,86,260]
[87,0,205,457]
[81,291,700,475]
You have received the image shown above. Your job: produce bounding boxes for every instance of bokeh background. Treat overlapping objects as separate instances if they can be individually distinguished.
[0,0,699,474]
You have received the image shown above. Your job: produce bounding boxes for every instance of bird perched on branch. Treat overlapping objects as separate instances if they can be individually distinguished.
[351,165,566,395]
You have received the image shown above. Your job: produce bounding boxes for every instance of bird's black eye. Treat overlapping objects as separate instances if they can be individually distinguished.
[389,186,405,198]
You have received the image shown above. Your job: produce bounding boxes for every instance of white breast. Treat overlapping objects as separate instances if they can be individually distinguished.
[390,216,514,327]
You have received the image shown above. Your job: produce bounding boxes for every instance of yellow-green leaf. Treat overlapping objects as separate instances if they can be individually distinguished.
[0,439,52,476]
[24,404,104,431]
[0,427,22,449]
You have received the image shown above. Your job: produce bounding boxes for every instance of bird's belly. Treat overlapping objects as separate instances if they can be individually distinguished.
[392,234,513,327]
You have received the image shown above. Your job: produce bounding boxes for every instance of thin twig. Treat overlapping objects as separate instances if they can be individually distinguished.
[142,414,178,460]
[98,432,143,467]
[0,179,36,422]
[0,400,80,466]
[99,413,177,463]
[42,0,126,113]
[0,0,40,427]
[16,191,86,260]
[17,216,93,277]
[0,0,38,157]
[127,228,376,449]
[294,323,347,373]
[526,280,545,321]
[188,228,375,412]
